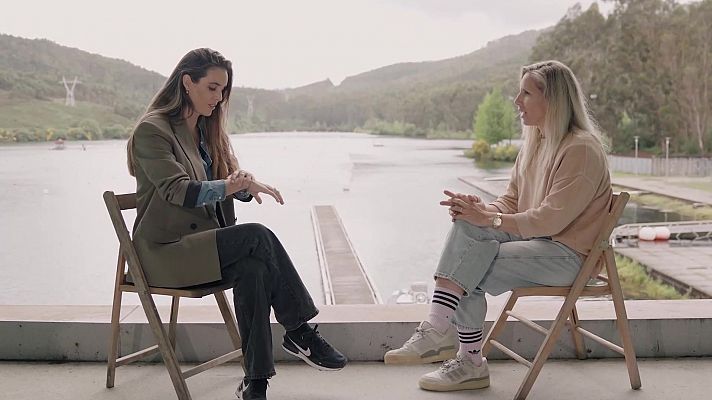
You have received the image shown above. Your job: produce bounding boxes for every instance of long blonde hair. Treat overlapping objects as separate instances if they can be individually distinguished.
[127,48,238,178]
[518,60,605,174]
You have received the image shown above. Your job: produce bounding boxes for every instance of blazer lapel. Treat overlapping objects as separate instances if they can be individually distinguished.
[170,120,207,181]
[170,119,217,220]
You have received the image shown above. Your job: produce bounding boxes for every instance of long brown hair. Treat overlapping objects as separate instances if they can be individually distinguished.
[127,48,238,178]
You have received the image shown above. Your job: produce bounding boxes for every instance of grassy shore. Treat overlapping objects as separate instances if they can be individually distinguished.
[614,255,688,300]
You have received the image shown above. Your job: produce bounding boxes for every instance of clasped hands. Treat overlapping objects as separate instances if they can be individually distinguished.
[439,189,492,226]
[225,169,284,205]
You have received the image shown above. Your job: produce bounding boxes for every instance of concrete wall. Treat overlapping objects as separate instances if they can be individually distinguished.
[2,300,711,362]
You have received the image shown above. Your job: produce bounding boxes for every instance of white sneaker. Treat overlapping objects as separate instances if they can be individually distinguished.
[419,355,490,392]
[384,321,458,364]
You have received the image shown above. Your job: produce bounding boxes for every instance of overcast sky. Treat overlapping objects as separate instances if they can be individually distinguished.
[4,0,612,89]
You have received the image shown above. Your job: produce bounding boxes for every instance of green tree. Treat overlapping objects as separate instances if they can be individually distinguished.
[472,88,517,144]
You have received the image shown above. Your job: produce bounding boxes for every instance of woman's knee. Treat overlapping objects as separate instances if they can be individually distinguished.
[241,222,274,237]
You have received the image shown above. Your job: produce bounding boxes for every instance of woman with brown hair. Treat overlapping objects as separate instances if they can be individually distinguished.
[127,48,345,400]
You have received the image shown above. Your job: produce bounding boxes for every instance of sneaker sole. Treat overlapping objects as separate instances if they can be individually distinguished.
[281,344,345,372]
[384,348,457,365]
[419,376,490,392]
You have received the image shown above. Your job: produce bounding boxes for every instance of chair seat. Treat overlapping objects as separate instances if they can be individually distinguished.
[120,280,233,298]
[513,284,611,297]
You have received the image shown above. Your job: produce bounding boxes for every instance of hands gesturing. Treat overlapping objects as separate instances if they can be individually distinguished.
[439,190,490,226]
[226,169,254,193]
[246,180,284,205]
[225,170,283,205]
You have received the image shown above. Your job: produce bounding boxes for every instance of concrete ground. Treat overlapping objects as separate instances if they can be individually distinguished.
[1,358,710,400]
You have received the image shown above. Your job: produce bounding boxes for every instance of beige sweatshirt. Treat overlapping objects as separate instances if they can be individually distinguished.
[491,132,612,256]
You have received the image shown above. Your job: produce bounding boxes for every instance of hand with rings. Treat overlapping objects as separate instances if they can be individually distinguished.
[439,189,488,225]
[230,169,254,183]
[226,169,253,193]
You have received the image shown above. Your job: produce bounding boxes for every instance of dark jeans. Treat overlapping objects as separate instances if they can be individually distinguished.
[216,223,319,380]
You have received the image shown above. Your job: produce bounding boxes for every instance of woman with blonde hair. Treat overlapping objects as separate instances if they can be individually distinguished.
[384,60,611,392]
[127,48,345,400]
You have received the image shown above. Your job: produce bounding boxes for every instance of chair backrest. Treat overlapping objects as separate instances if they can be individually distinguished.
[103,191,152,294]
[583,192,630,279]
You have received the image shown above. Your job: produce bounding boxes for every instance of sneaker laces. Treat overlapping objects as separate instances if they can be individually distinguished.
[405,326,425,345]
[302,324,331,353]
[439,355,465,372]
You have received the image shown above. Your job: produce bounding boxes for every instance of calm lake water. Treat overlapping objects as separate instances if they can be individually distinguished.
[1,132,505,306]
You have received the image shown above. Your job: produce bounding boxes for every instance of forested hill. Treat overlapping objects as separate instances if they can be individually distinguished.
[231,29,541,136]
[0,34,164,140]
[4,0,711,155]
[530,0,712,155]
[337,30,541,93]
[0,29,537,141]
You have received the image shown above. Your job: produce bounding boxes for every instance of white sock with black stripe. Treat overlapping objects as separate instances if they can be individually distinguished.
[457,327,483,366]
[427,287,462,334]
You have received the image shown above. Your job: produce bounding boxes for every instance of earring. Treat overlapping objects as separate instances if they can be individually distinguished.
[186,88,190,95]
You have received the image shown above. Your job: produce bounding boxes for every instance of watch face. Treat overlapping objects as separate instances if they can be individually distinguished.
[493,214,502,228]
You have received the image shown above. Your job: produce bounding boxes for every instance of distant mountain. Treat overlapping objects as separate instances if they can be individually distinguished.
[231,29,541,136]
[337,30,540,93]
[0,29,539,140]
[0,34,164,136]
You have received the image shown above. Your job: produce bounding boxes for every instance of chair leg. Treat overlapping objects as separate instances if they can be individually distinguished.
[605,249,642,390]
[483,292,519,357]
[169,296,180,349]
[137,291,191,400]
[569,305,587,360]
[106,253,125,389]
[514,302,575,400]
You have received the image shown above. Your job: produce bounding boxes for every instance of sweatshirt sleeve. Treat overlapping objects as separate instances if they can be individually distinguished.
[490,155,520,214]
[512,143,606,238]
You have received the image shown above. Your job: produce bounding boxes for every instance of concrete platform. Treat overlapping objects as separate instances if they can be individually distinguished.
[1,358,710,400]
[612,176,712,206]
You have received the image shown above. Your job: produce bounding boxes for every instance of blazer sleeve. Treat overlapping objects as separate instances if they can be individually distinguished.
[132,121,202,207]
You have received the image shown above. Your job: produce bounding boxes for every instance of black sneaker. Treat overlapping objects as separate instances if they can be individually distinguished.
[235,377,268,400]
[282,324,347,371]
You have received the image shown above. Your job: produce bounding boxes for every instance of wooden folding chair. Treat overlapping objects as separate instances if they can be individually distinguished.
[483,192,641,400]
[103,191,243,400]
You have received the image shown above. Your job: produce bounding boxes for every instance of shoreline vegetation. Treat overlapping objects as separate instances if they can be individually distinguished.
[615,255,689,300]
[0,124,476,144]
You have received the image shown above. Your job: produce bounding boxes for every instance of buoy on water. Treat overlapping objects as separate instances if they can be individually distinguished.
[654,226,671,240]
[638,227,656,241]
[638,226,671,241]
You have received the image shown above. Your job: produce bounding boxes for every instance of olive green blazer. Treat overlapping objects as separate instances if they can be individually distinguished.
[130,114,236,288]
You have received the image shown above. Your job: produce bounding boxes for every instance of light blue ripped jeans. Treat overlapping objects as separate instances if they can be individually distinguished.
[434,220,583,330]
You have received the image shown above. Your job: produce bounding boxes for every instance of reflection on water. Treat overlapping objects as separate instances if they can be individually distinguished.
[619,203,691,226]
[1,133,510,306]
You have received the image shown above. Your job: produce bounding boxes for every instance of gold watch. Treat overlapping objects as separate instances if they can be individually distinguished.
[492,212,503,229]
